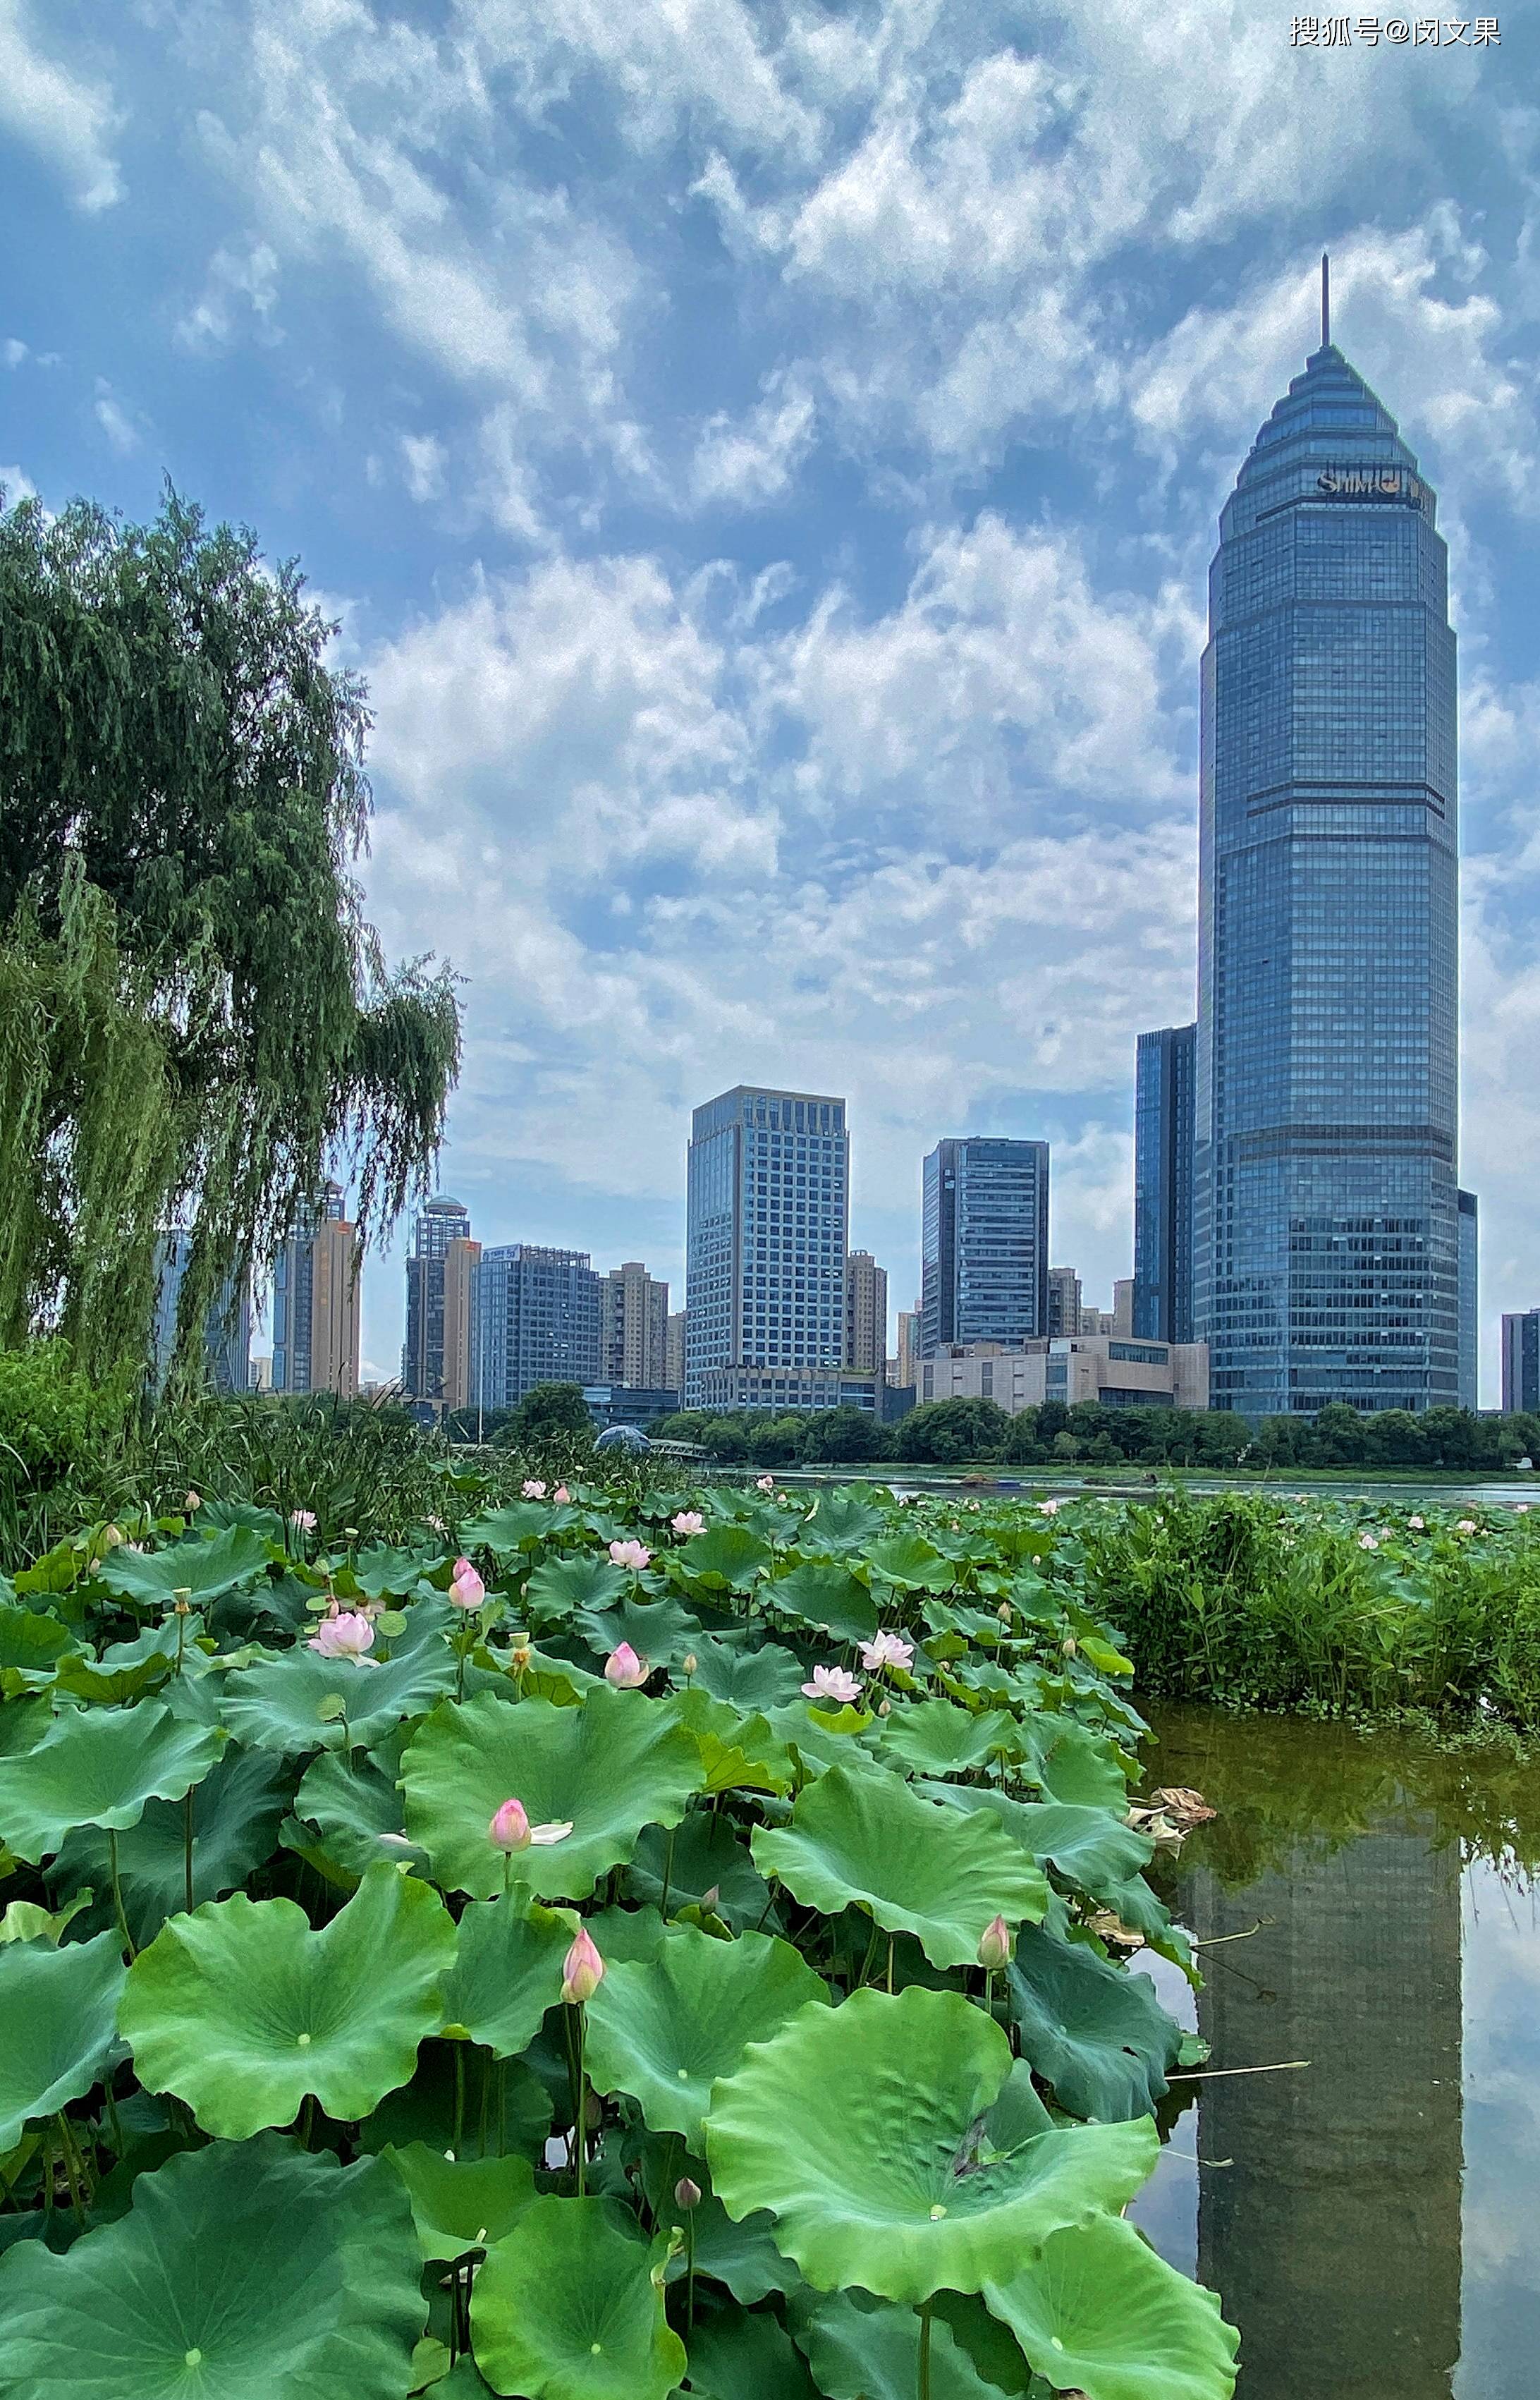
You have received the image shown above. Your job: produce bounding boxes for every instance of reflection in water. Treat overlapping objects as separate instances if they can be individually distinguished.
[1132,1711,1540,2400]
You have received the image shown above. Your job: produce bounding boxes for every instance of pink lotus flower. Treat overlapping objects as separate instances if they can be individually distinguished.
[671,1511,705,1537]
[553,1486,571,1504]
[756,1475,775,1492]
[1456,1519,1478,1536]
[1037,1499,1062,1517]
[1407,1515,1425,1531]
[489,1797,573,1852]
[522,1479,548,1499]
[1358,1533,1379,1551]
[801,1663,863,1707]
[859,1629,913,1674]
[289,1509,317,1531]
[561,1926,604,2005]
[977,1915,1012,1971]
[604,1642,649,1689]
[609,1539,651,1572]
[185,1490,202,1512]
[448,1557,486,1609]
[307,1610,376,1662]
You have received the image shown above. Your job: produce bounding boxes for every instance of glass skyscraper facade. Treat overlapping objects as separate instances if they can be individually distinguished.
[1194,322,1460,1415]
[470,1244,600,1415]
[1133,1023,1196,1344]
[919,1138,1049,1357]
[149,1229,251,1396]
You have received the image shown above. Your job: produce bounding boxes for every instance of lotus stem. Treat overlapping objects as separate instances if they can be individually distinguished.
[478,2050,491,2157]
[183,1788,195,1915]
[453,2043,467,2155]
[886,1934,895,1993]
[575,2008,588,2199]
[659,1825,676,1918]
[918,2303,934,2400]
[685,2214,696,2332]
[54,2115,87,2224]
[107,1829,135,1959]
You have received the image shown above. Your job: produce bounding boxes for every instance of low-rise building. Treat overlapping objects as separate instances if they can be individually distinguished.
[692,1366,880,1415]
[916,1336,1209,1413]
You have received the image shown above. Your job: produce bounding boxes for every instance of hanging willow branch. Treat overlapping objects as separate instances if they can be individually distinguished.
[0,482,461,1392]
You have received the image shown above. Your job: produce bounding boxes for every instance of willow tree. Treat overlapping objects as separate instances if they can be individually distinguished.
[0,485,460,1391]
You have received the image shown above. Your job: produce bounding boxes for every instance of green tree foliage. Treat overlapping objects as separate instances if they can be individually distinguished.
[496,1383,597,1447]
[0,486,460,1391]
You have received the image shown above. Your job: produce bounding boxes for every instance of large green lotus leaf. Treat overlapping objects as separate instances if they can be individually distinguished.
[458,1501,553,1556]
[789,2286,1010,2400]
[982,2212,1239,2400]
[585,1903,669,1965]
[350,1543,434,1600]
[675,1524,771,1589]
[768,1563,878,1643]
[0,1695,51,1758]
[357,2039,551,2162]
[401,1686,704,1901]
[705,1985,1157,2303]
[585,1925,826,2145]
[49,1745,291,1947]
[51,1618,187,1707]
[762,1703,881,1782]
[690,1638,805,1711]
[438,1893,575,2057]
[119,1860,456,2137]
[524,1554,629,1621]
[1006,1927,1183,2124]
[0,1702,224,1863]
[675,1691,793,1797]
[684,2300,819,2400]
[876,1700,1022,1779]
[797,1490,889,1554]
[384,2141,537,2260]
[862,1533,954,1590]
[292,1736,409,1876]
[470,2193,686,2400]
[218,1609,456,1755]
[0,1604,79,1681]
[0,2131,426,2399]
[0,1930,126,2148]
[622,1810,771,1932]
[931,2294,1040,2394]
[914,1785,1154,1893]
[752,1767,1047,1970]
[97,1525,272,1614]
[1020,1717,1130,1810]
[573,1595,704,1671]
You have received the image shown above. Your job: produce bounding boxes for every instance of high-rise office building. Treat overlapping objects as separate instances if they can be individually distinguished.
[1501,1310,1539,1415]
[1134,1023,1196,1344]
[600,1262,670,1388]
[1046,1266,1082,1339]
[1194,267,1460,1416]
[920,1138,1049,1358]
[664,1309,687,1396]
[844,1250,888,1377]
[470,1246,600,1415]
[272,1183,360,1398]
[1457,1189,1478,1413]
[149,1230,251,1395]
[403,1197,475,1406]
[685,1086,869,1411]
[893,1307,919,1391]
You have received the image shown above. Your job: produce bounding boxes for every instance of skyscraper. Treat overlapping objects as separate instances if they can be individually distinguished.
[844,1250,888,1378]
[1194,266,1460,1416]
[664,1308,687,1396]
[149,1230,251,1396]
[271,1183,360,1398]
[1501,1310,1539,1415]
[685,1086,865,1411]
[1457,1188,1478,1412]
[919,1138,1049,1358]
[600,1262,669,1388]
[1134,1023,1196,1344]
[1046,1265,1082,1339]
[470,1245,600,1415]
[403,1197,474,1406]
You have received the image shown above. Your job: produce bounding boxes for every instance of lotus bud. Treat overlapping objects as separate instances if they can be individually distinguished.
[101,1523,124,1549]
[877,1698,892,1717]
[489,1798,532,1853]
[1062,1637,1078,1658]
[604,1642,649,1689]
[997,1602,1013,1622]
[681,1653,697,1678]
[561,1925,605,2006]
[699,1886,720,1913]
[674,2176,702,2211]
[448,1557,487,1610]
[184,1490,202,1512]
[977,1915,1012,1972]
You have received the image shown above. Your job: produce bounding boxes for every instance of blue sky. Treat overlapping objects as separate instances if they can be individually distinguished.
[4,1,1539,1395]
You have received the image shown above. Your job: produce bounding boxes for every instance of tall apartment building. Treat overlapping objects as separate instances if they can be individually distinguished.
[1046,1266,1082,1338]
[920,1138,1049,1358]
[665,1309,687,1396]
[1194,268,1462,1415]
[1134,1023,1196,1344]
[1501,1310,1539,1415]
[1457,1189,1478,1412]
[149,1230,251,1395]
[272,1183,360,1399]
[685,1086,875,1411]
[600,1262,670,1388]
[844,1250,888,1377]
[470,1246,600,1415]
[403,1197,479,1408]
[893,1308,919,1391]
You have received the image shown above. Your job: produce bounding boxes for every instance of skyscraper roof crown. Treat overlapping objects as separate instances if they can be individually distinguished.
[1221,335,1433,542]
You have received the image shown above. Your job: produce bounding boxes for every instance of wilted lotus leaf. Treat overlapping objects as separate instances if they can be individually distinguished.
[585,1923,826,2145]
[470,2194,685,2400]
[119,1861,456,2137]
[982,2210,1240,2400]
[0,1701,224,1863]
[752,1766,1048,1970]
[705,1985,1158,2303]
[0,2133,426,2399]
[0,1929,126,2147]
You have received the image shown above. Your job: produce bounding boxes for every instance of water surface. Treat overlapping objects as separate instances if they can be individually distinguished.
[1129,1709,1540,2398]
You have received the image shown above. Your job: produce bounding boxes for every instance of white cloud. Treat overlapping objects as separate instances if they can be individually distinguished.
[4,338,28,368]
[690,372,817,508]
[400,432,447,505]
[0,1,121,212]
[0,465,38,504]
[176,242,281,353]
[92,382,138,456]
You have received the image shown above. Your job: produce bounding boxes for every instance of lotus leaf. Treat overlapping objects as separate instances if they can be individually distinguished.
[752,1766,1048,1970]
[913,1786,1154,1895]
[798,1491,888,1554]
[386,2140,537,2260]
[684,2300,819,2399]
[525,1554,629,1619]
[357,2039,551,2162]
[705,1985,1158,2303]
[585,1925,826,2145]
[50,1745,291,1946]
[675,1524,771,1588]
[763,1702,881,1781]
[584,1903,670,1964]
[97,1525,271,1613]
[0,1889,91,1946]
[438,1893,576,2056]
[982,2212,1239,2400]
[676,1690,793,1796]
[1021,1717,1130,1810]
[1006,1927,1183,2124]
[119,1860,456,2137]
[52,1618,187,1706]
[0,2132,427,2398]
[863,1532,954,1590]
[616,1812,759,1934]
[689,1637,805,1710]
[573,1595,704,1671]
[470,2194,686,2400]
[293,1738,410,1877]
[0,1702,224,1863]
[401,1685,704,1901]
[459,1501,555,1555]
[768,1562,879,1643]
[0,1930,126,2147]
[0,1604,78,1680]
[219,1607,456,1755]
[790,2286,1010,2399]
[877,1700,1022,1779]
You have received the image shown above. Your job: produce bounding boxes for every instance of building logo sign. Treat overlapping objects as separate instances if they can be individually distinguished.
[1316,465,1428,507]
